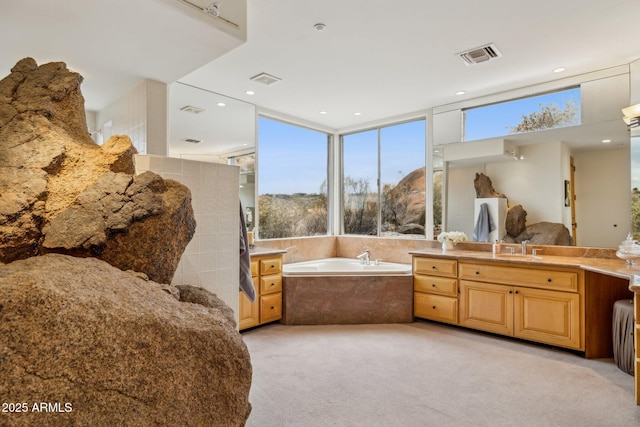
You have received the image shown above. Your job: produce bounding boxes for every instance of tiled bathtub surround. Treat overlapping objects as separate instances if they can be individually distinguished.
[135,154,240,323]
[255,235,619,265]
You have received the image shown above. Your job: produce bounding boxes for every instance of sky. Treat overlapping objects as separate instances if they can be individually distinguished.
[258,117,426,194]
[258,87,583,195]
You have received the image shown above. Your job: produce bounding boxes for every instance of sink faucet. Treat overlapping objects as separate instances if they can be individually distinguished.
[356,250,370,265]
[521,240,529,255]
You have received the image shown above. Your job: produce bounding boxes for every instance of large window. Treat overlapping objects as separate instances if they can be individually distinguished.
[257,117,329,238]
[464,87,581,141]
[342,119,426,237]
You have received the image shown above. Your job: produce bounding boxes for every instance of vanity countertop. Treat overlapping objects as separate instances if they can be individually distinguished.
[249,246,287,257]
[409,248,640,293]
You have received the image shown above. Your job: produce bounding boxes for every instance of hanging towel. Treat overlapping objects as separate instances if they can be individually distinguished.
[239,201,256,302]
[472,202,495,242]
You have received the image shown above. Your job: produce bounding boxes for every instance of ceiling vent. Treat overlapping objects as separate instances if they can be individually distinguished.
[458,44,502,65]
[182,138,202,144]
[180,105,205,114]
[250,72,282,86]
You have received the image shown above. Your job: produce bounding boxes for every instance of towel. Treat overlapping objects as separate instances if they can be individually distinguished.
[239,201,255,302]
[472,202,495,242]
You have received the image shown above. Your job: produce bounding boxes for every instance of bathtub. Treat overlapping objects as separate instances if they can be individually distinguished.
[282,258,413,325]
[283,257,412,276]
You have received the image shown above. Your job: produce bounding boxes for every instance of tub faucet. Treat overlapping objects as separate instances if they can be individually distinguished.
[356,250,370,265]
[521,240,529,255]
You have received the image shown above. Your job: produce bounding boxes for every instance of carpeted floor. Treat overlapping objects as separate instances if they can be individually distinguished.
[242,321,640,427]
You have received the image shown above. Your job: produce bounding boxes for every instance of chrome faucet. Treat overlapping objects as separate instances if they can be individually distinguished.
[356,250,370,265]
[521,240,529,255]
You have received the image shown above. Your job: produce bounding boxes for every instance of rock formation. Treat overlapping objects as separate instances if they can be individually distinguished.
[474,172,507,199]
[0,57,195,282]
[0,254,252,426]
[0,58,248,426]
[386,166,426,234]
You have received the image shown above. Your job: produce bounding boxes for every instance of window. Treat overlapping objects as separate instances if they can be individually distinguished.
[342,119,426,237]
[464,87,581,141]
[257,117,329,238]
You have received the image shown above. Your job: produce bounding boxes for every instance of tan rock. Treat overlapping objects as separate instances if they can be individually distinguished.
[0,58,194,282]
[0,254,252,427]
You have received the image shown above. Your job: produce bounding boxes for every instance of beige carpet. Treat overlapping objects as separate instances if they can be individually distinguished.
[242,321,640,427]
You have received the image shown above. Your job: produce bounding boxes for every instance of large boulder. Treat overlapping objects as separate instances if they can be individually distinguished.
[505,221,574,246]
[0,254,252,426]
[0,58,195,282]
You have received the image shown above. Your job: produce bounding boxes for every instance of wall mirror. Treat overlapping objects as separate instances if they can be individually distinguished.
[168,82,256,211]
[434,71,632,249]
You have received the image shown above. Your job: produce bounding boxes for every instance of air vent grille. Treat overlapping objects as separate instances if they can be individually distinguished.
[458,44,502,65]
[250,72,282,86]
[180,105,205,114]
[182,138,202,144]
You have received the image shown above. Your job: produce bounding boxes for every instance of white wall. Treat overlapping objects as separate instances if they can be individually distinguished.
[573,148,630,247]
[446,141,570,238]
[134,154,241,324]
[95,79,168,155]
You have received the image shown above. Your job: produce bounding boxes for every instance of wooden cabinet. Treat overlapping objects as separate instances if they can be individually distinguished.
[413,257,458,325]
[239,254,283,330]
[412,254,592,353]
[459,278,581,349]
[458,261,583,351]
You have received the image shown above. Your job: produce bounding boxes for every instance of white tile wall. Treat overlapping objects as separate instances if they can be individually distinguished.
[134,154,240,325]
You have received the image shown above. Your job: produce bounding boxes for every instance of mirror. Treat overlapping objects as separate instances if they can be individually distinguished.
[168,82,256,211]
[434,72,632,248]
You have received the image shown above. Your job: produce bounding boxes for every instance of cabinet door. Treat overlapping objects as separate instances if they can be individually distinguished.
[514,287,581,350]
[260,292,282,324]
[459,280,513,336]
[239,290,259,329]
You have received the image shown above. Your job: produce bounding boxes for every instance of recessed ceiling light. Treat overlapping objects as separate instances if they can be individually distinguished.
[553,67,566,73]
[245,90,255,95]
[455,91,466,96]
[217,102,226,107]
[602,139,611,143]
[354,112,362,116]
[319,111,328,115]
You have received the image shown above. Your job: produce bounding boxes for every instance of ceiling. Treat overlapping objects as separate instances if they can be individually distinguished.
[2,0,640,151]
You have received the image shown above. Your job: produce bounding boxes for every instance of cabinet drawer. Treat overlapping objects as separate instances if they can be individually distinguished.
[413,257,457,278]
[260,292,282,324]
[459,262,578,292]
[260,274,282,294]
[260,257,282,275]
[414,293,458,324]
[414,274,457,296]
[250,260,259,277]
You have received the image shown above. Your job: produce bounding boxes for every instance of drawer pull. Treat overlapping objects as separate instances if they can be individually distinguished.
[515,290,519,294]
[475,271,480,275]
[270,283,275,287]
[431,284,436,287]
[547,278,552,282]
[432,266,436,269]
[432,306,436,309]
[509,290,513,294]
[271,265,275,268]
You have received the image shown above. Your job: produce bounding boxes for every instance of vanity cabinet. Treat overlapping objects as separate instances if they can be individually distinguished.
[413,257,458,324]
[239,254,283,330]
[412,254,603,354]
[459,261,583,351]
